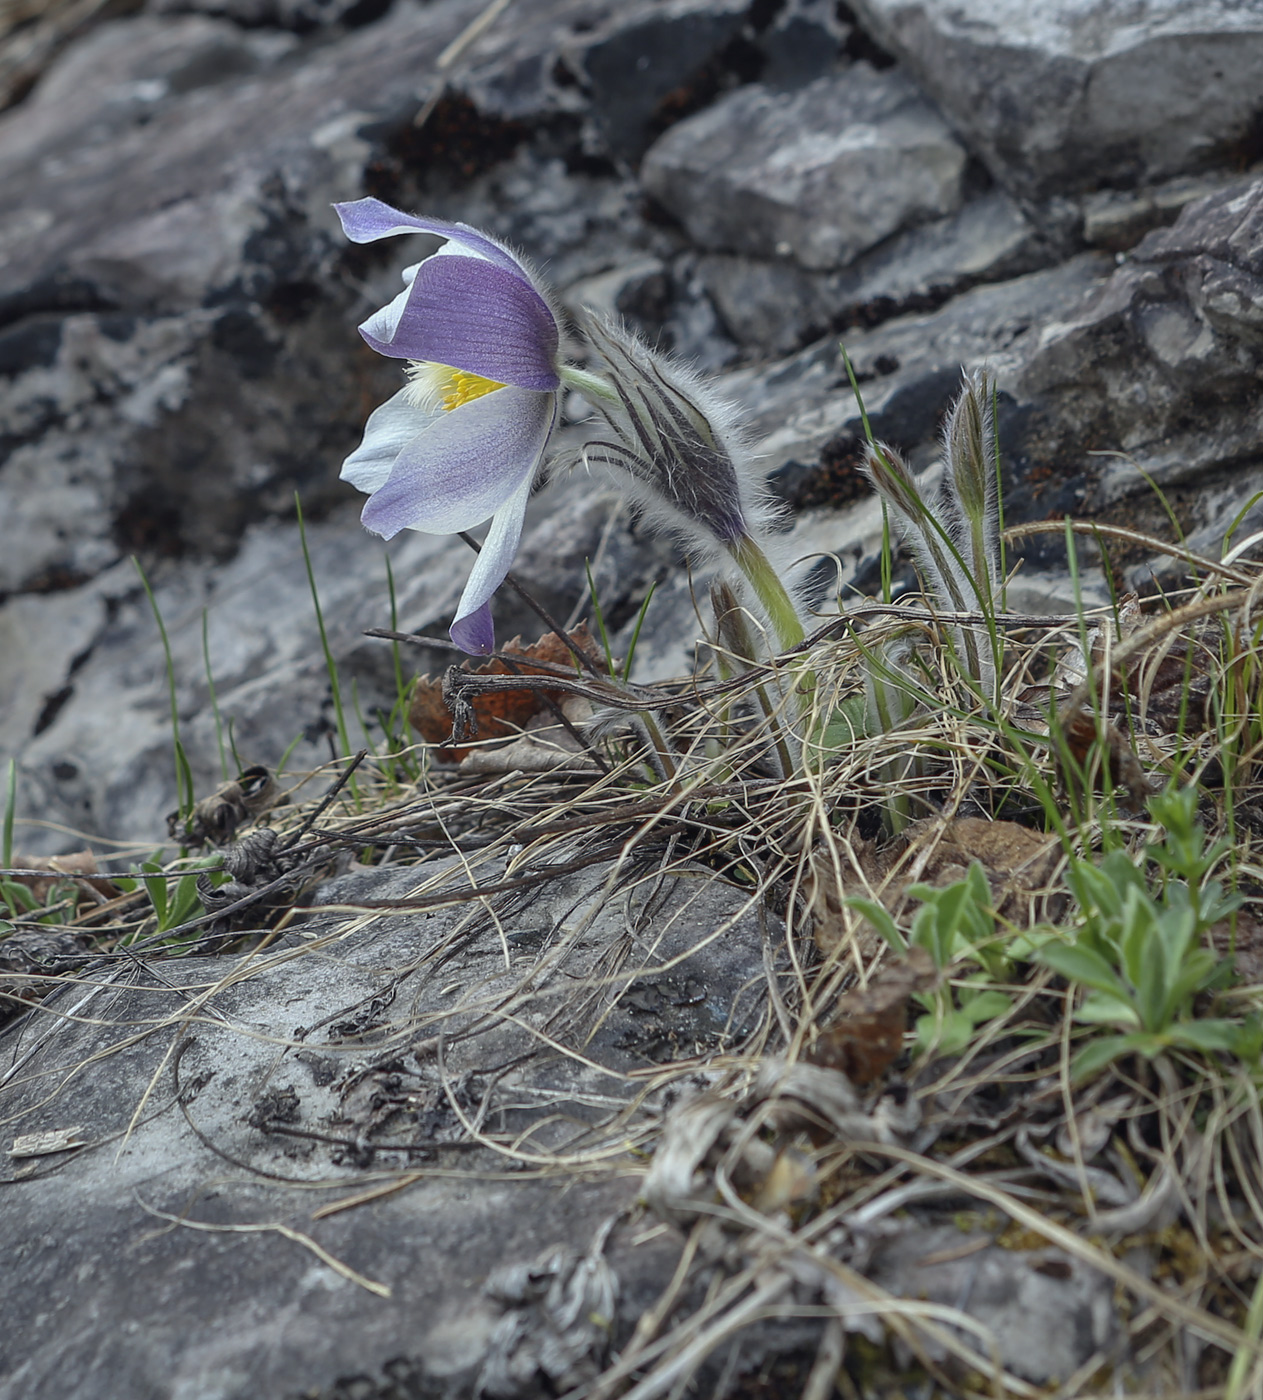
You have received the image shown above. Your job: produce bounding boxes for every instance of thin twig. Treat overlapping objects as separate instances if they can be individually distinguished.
[458,532,606,678]
[282,749,369,850]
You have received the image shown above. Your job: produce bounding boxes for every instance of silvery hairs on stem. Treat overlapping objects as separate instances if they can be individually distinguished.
[860,369,1000,696]
[576,317,804,652]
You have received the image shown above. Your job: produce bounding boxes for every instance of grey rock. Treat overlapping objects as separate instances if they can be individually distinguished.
[150,0,390,34]
[4,0,1261,856]
[829,190,1048,320]
[0,0,145,113]
[0,860,769,1398]
[641,63,968,271]
[570,0,750,162]
[1011,175,1263,575]
[845,0,1263,202]
[570,0,846,163]
[561,255,669,327]
[699,188,1046,355]
[869,1225,1117,1383]
[743,174,1263,602]
[562,253,739,369]
[713,253,1113,611]
[0,470,679,853]
[727,253,1113,485]
[1082,169,1263,253]
[0,3,444,594]
[0,0,675,597]
[756,0,847,90]
[695,252,832,357]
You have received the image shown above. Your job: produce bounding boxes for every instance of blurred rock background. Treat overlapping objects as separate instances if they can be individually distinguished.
[1,0,1262,853]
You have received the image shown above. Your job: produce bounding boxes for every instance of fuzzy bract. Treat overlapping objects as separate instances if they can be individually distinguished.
[580,319,766,552]
[335,197,561,654]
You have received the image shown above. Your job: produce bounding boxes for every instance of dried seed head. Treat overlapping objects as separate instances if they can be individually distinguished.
[711,579,760,664]
[860,440,968,613]
[860,437,995,693]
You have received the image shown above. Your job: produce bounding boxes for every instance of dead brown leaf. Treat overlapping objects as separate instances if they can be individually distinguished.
[805,839,891,957]
[809,946,936,1086]
[8,850,117,902]
[1056,707,1152,807]
[409,625,601,761]
[910,817,1064,923]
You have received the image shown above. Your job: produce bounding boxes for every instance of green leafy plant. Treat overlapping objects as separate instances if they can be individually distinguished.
[116,854,222,940]
[848,861,1013,1058]
[1032,786,1258,1079]
[824,368,1007,830]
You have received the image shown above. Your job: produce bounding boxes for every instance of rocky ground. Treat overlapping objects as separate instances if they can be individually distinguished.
[1,0,1261,851]
[1,0,1263,1396]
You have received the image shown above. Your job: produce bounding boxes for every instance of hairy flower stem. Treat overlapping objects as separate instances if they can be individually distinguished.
[713,582,796,781]
[725,535,804,653]
[724,535,817,768]
[558,365,621,407]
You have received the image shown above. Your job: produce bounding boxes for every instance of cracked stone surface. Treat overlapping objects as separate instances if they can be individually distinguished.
[641,63,968,270]
[0,864,769,1399]
[845,0,1263,202]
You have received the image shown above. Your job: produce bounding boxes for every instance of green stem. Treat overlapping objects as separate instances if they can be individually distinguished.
[558,364,620,406]
[725,535,804,653]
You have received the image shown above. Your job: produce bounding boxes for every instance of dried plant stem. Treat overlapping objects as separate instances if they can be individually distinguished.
[1004,519,1256,586]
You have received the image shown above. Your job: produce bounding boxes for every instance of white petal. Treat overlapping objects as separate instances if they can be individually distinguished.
[450,474,534,647]
[340,388,435,495]
[361,283,412,346]
[361,386,555,539]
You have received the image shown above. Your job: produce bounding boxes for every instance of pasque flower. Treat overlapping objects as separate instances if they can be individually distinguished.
[335,197,561,654]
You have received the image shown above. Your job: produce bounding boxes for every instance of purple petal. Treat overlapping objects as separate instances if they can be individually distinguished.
[360,386,556,539]
[449,474,534,655]
[340,387,435,495]
[334,198,525,277]
[450,602,495,656]
[359,255,559,392]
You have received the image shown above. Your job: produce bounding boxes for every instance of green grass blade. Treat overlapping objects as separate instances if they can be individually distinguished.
[622,582,657,680]
[134,557,196,821]
[584,560,617,678]
[839,342,892,605]
[202,608,229,781]
[2,760,15,870]
[295,493,357,801]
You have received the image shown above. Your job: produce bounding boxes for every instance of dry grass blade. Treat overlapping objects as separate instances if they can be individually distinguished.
[135,1195,392,1297]
[1003,519,1257,586]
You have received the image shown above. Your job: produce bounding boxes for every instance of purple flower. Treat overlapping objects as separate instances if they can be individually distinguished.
[335,197,561,654]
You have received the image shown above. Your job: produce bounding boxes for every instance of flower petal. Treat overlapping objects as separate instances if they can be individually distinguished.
[334,198,524,277]
[358,255,559,392]
[449,474,534,655]
[360,385,556,539]
[449,600,494,656]
[340,387,436,495]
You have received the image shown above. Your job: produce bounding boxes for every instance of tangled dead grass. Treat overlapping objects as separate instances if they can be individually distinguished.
[5,522,1263,1397]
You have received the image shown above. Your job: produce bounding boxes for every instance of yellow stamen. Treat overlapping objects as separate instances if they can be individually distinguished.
[405,360,506,413]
